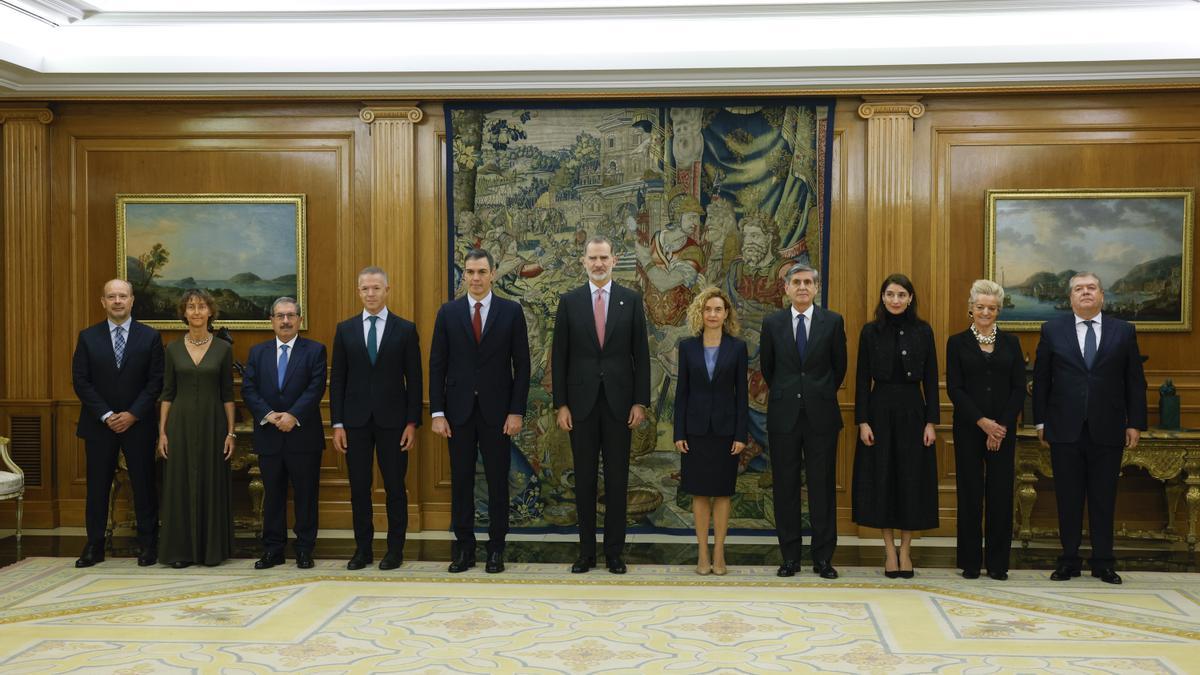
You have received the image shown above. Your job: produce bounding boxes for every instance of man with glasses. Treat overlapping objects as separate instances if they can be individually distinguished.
[242,297,328,569]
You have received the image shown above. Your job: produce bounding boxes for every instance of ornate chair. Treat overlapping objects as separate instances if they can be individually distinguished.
[0,436,23,541]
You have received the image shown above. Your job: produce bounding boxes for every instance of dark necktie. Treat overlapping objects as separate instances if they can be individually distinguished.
[795,313,807,362]
[277,344,289,389]
[367,315,379,365]
[1083,320,1097,369]
[113,325,126,368]
[473,302,483,343]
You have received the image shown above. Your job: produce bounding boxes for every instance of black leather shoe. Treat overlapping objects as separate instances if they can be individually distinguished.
[254,552,285,569]
[171,561,191,569]
[75,545,104,568]
[137,550,157,567]
[987,570,1008,581]
[448,551,476,573]
[606,557,627,574]
[485,551,505,574]
[812,560,839,579]
[346,551,372,570]
[776,560,800,577]
[295,551,314,569]
[1092,568,1122,584]
[961,569,980,579]
[1050,564,1081,581]
[570,556,596,573]
[378,551,403,570]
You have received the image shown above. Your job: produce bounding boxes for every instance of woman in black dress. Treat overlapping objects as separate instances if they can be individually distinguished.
[673,287,748,576]
[946,279,1025,581]
[852,273,939,579]
[157,289,236,568]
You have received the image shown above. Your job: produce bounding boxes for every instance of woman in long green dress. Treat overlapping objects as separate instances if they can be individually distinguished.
[157,289,236,568]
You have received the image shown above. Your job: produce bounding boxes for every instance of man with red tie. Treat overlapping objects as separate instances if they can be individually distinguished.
[429,248,531,574]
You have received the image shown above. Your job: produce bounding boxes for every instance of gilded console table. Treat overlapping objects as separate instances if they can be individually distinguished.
[1015,427,1200,551]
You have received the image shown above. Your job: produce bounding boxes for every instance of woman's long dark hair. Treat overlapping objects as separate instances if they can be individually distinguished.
[873,273,921,328]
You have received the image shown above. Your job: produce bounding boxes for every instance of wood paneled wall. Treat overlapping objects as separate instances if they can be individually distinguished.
[0,91,1197,539]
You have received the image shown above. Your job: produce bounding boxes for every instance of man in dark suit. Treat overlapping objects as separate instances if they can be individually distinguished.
[71,278,164,567]
[552,236,651,574]
[430,248,531,574]
[760,263,848,579]
[1034,271,1147,585]
[241,297,327,570]
[330,266,423,571]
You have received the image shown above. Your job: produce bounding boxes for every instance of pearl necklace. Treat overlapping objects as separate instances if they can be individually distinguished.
[184,334,213,346]
[970,323,997,345]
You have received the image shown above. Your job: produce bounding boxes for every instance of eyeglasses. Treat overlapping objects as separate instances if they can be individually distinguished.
[272,313,299,320]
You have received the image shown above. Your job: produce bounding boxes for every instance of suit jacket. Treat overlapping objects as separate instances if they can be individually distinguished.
[945,329,1025,431]
[673,334,749,442]
[429,295,531,427]
[551,282,651,418]
[329,310,423,429]
[759,305,848,434]
[1032,313,1147,446]
[72,319,164,442]
[242,336,328,455]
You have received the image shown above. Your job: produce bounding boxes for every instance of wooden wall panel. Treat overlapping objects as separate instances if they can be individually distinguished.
[46,102,372,528]
[2,91,1197,542]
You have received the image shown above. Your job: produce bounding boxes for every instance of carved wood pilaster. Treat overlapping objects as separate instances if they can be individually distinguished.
[0,108,54,399]
[858,97,924,296]
[359,103,424,319]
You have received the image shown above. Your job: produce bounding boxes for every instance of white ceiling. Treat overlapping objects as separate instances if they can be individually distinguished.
[2,0,1199,97]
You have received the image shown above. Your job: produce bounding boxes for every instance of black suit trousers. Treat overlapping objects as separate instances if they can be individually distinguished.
[1050,421,1123,569]
[448,400,511,554]
[953,429,1015,574]
[569,385,630,559]
[345,418,408,552]
[259,450,322,555]
[768,409,839,563]
[85,428,158,549]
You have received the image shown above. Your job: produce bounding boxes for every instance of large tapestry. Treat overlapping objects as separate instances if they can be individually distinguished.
[446,100,835,532]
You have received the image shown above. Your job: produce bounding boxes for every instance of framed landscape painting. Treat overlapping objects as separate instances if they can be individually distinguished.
[985,188,1194,332]
[116,194,308,330]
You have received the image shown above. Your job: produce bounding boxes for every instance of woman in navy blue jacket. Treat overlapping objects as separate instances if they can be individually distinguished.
[673,287,749,575]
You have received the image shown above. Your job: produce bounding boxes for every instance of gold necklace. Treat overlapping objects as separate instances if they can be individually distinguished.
[970,323,997,345]
[184,333,212,346]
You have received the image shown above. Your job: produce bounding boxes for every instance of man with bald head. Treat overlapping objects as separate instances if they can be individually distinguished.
[72,279,165,567]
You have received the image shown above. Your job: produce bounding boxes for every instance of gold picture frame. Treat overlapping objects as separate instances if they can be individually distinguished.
[985,188,1193,332]
[116,193,308,331]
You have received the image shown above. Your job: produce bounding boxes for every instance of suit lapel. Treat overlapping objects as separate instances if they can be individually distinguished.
[1092,317,1116,368]
[1062,318,1089,370]
[579,286,602,352]
[115,321,138,371]
[457,297,477,347]
[480,297,501,343]
[805,307,826,364]
[601,284,621,349]
[265,342,280,391]
[710,334,734,382]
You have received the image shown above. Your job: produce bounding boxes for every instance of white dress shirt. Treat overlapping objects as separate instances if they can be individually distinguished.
[589,280,613,319]
[262,335,300,426]
[1074,312,1103,357]
[790,304,814,341]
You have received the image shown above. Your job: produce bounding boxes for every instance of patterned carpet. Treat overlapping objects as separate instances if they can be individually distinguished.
[0,558,1198,674]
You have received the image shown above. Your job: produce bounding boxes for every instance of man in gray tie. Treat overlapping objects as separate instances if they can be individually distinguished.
[71,279,164,567]
[1033,271,1147,585]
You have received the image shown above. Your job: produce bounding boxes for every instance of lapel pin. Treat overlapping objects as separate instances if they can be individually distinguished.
[619,300,624,306]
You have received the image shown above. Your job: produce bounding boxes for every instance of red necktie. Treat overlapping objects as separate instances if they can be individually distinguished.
[473,301,483,343]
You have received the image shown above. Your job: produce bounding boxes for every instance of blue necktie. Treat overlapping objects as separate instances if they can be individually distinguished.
[1083,320,1097,369]
[367,315,379,365]
[277,345,289,389]
[113,326,126,368]
[795,313,807,362]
